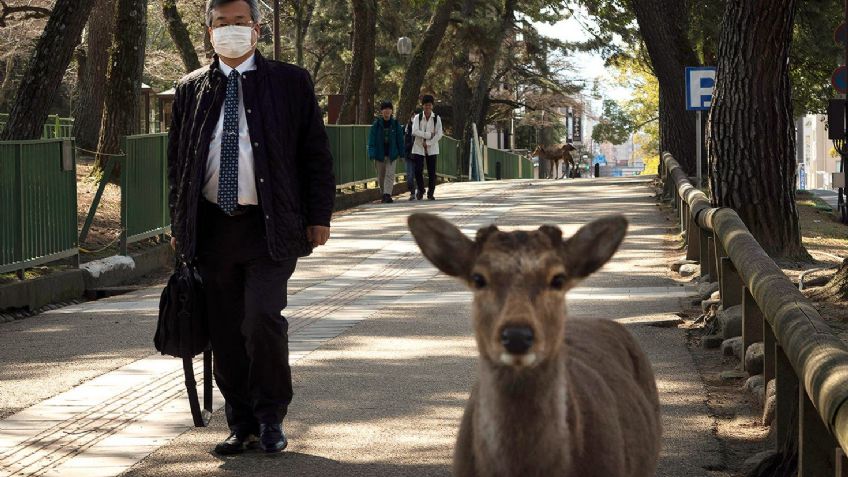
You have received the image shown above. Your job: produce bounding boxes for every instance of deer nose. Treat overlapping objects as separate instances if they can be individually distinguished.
[501,326,534,354]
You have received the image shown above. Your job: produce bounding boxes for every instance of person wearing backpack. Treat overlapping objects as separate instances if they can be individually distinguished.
[403,109,418,200]
[368,100,405,203]
[410,95,443,200]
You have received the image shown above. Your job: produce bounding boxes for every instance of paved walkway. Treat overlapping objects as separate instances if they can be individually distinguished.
[811,188,838,210]
[0,177,725,476]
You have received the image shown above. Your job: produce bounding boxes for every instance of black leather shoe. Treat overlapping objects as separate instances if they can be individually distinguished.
[408,193,415,201]
[259,423,288,453]
[386,195,394,203]
[214,431,258,455]
[416,192,424,200]
[427,195,435,201]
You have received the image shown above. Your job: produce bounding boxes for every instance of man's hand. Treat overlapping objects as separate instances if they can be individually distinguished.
[170,237,177,250]
[429,131,435,140]
[307,226,330,247]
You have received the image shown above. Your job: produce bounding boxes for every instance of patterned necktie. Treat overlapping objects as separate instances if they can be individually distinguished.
[217,69,240,214]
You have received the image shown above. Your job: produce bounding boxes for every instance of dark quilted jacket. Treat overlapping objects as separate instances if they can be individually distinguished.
[167,52,335,262]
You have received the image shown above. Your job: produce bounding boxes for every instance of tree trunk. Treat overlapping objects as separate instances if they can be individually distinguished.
[94,0,148,175]
[338,0,376,124]
[1,0,97,140]
[0,55,18,109]
[74,0,116,156]
[459,0,516,175]
[397,0,457,124]
[470,0,517,130]
[628,0,699,174]
[356,0,376,124]
[292,0,316,68]
[451,0,478,176]
[808,260,848,301]
[162,0,200,72]
[707,0,805,259]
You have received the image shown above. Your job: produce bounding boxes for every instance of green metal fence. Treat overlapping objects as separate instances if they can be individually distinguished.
[120,133,169,254]
[437,136,461,179]
[0,139,78,275]
[486,148,531,180]
[326,125,372,187]
[0,114,74,139]
[326,125,462,187]
[43,116,75,139]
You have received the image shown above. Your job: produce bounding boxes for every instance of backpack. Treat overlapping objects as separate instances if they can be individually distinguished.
[404,119,415,155]
[418,112,439,129]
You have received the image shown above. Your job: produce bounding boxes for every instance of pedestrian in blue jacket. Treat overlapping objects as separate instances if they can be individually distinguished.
[368,100,406,203]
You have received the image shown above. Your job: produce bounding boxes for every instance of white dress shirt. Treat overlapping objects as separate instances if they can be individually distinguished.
[202,54,259,206]
[411,112,443,156]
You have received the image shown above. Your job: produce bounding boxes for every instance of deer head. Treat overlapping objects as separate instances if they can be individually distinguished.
[408,214,628,370]
[531,145,545,158]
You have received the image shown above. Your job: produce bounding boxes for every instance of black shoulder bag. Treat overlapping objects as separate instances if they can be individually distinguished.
[155,260,213,427]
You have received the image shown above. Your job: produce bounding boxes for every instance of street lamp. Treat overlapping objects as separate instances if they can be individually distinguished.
[397,37,412,56]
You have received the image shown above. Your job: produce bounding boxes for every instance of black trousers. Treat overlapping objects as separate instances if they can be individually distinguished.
[196,200,297,433]
[412,153,437,197]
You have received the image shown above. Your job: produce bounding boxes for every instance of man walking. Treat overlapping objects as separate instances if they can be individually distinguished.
[167,0,334,455]
[410,95,443,200]
[367,100,405,203]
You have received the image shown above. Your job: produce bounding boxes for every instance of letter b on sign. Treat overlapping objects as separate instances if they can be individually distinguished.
[685,67,716,111]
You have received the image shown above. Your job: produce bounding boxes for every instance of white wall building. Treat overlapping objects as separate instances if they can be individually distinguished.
[798,114,839,190]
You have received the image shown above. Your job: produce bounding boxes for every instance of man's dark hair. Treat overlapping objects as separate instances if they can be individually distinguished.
[206,0,261,27]
[380,100,393,111]
[421,95,434,105]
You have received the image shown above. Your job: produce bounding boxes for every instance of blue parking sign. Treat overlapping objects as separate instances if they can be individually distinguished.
[685,67,716,111]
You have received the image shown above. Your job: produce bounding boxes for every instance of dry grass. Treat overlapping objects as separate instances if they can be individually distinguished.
[76,159,123,257]
[796,191,848,261]
[790,191,848,324]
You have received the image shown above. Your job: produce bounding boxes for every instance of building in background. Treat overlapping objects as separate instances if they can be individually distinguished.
[797,114,839,190]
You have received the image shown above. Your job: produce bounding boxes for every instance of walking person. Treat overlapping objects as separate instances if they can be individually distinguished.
[403,109,418,200]
[368,100,405,203]
[167,0,334,455]
[411,95,443,200]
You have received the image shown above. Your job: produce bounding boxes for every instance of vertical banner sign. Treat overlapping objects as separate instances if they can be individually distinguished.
[685,67,717,187]
[573,116,582,144]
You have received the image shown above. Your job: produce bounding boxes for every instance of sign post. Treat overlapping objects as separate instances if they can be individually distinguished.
[685,67,716,188]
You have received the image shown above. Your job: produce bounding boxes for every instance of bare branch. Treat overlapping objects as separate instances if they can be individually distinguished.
[0,1,52,28]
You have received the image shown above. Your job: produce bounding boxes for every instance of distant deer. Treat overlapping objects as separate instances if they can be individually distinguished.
[532,143,577,179]
[407,213,661,477]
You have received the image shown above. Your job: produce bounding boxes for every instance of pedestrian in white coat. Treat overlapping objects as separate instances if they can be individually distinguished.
[410,95,443,200]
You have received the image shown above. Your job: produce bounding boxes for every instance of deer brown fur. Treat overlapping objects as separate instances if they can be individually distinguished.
[407,213,662,477]
[532,143,577,179]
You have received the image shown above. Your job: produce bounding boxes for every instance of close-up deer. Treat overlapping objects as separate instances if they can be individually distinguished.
[408,213,662,477]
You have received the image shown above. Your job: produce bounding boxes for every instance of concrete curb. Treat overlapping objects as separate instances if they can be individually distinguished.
[0,270,85,312]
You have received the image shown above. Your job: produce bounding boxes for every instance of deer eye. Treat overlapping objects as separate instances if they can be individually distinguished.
[470,273,487,289]
[550,274,567,290]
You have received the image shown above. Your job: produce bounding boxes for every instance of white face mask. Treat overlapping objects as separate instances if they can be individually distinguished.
[211,26,256,59]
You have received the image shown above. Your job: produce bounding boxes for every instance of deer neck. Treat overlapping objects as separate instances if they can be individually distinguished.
[475,353,570,470]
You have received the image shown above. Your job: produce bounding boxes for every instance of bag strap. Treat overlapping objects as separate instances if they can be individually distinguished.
[418,112,438,131]
[183,349,213,427]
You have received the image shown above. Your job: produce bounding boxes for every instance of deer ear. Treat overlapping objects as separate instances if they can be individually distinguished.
[561,215,628,278]
[408,213,475,277]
